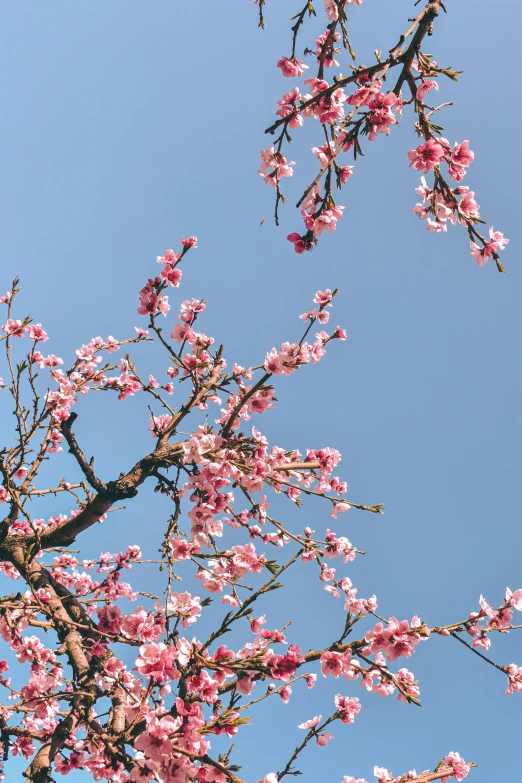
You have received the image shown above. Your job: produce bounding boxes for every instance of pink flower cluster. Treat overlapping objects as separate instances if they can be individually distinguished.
[364,616,429,662]
[276,87,304,129]
[470,226,510,268]
[315,29,341,69]
[259,146,295,188]
[264,337,325,374]
[319,646,419,704]
[463,588,522,652]
[1,321,48,341]
[287,202,345,253]
[335,751,470,783]
[260,0,511,267]
[408,138,474,180]
[277,56,309,78]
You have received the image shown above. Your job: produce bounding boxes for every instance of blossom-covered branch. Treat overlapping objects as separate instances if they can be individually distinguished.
[0,237,519,783]
[258,1,509,270]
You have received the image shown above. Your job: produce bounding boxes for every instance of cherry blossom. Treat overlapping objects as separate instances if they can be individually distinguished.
[277,56,308,78]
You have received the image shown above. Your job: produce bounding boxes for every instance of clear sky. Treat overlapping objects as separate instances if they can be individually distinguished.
[1,1,521,781]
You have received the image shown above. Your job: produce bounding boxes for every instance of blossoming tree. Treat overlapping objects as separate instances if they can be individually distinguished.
[0,2,517,783]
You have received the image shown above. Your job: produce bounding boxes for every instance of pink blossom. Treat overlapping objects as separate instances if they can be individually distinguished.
[304,77,329,96]
[451,140,474,169]
[320,650,344,678]
[237,671,256,695]
[302,184,323,213]
[97,605,124,634]
[300,308,318,322]
[416,80,439,102]
[335,694,361,723]
[506,587,522,611]
[470,226,509,267]
[134,714,179,761]
[324,0,339,20]
[458,191,480,219]
[134,642,180,682]
[367,92,398,140]
[25,323,48,341]
[316,732,334,746]
[250,614,266,634]
[505,663,522,695]
[161,266,182,287]
[187,670,219,703]
[122,607,160,642]
[314,88,347,124]
[287,232,311,254]
[2,319,24,338]
[171,322,195,344]
[442,752,470,783]
[309,205,344,236]
[260,146,295,188]
[148,414,172,436]
[298,714,322,730]
[157,248,180,265]
[324,0,358,21]
[168,591,202,628]
[407,139,446,173]
[472,633,491,652]
[339,165,354,183]
[364,616,424,662]
[315,29,341,69]
[314,289,333,307]
[267,644,304,682]
[277,56,308,78]
[264,347,285,375]
[276,87,303,129]
[137,278,170,317]
[169,537,194,560]
[396,668,421,704]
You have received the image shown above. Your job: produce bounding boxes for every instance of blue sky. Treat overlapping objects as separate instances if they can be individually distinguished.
[1,1,520,781]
